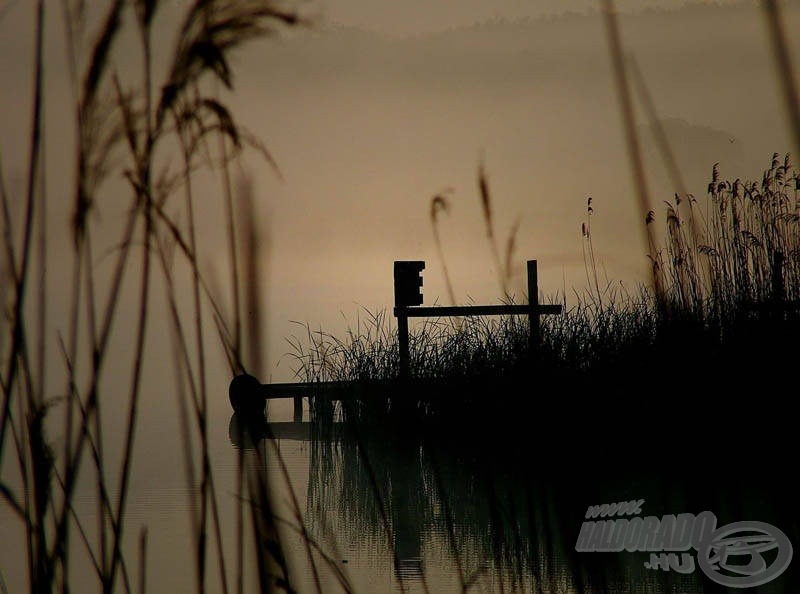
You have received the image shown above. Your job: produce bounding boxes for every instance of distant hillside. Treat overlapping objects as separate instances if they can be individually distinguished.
[410,0,763,37]
[639,118,753,194]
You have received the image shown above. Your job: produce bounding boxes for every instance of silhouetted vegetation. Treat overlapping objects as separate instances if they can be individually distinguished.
[1,1,304,593]
[293,153,799,451]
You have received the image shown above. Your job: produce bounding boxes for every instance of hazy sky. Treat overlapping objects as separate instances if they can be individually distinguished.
[1,0,798,383]
[317,0,744,36]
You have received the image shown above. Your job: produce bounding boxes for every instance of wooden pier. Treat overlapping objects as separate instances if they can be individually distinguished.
[252,380,363,422]
[229,258,563,420]
[394,259,561,377]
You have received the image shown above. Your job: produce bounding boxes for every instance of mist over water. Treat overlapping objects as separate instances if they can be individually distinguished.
[1,1,797,381]
[221,2,799,378]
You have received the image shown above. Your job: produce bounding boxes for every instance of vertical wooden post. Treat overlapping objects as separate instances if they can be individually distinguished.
[398,313,410,380]
[293,396,303,423]
[395,261,423,380]
[527,260,540,354]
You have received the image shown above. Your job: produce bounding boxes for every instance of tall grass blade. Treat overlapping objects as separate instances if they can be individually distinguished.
[763,0,800,158]
[430,191,457,305]
[600,0,659,295]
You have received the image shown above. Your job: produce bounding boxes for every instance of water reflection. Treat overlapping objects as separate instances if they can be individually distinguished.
[229,411,267,450]
[306,417,589,592]
[228,392,798,593]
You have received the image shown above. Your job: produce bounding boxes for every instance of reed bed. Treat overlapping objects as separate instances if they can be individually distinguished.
[1,1,310,593]
[657,154,800,319]
[292,152,800,436]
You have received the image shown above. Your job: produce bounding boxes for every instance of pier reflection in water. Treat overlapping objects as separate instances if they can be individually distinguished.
[228,389,797,593]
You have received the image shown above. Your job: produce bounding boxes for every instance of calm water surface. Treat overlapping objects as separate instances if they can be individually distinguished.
[224,396,798,594]
[1,388,796,593]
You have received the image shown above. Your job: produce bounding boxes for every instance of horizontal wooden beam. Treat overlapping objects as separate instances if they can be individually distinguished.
[394,304,562,318]
[259,381,357,399]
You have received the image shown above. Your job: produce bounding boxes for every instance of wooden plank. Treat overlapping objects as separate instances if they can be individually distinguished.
[259,381,357,399]
[528,260,540,352]
[293,396,303,422]
[398,313,409,379]
[394,304,561,317]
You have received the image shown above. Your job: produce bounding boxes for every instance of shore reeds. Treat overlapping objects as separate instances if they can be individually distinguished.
[292,152,799,445]
[1,1,304,592]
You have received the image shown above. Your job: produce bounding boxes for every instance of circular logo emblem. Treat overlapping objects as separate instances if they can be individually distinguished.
[697,521,793,588]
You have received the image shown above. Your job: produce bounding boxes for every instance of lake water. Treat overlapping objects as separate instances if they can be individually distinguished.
[1,368,798,593]
[224,396,798,593]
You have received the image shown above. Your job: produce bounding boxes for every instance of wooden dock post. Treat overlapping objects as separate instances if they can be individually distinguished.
[527,260,540,354]
[293,396,303,423]
[392,259,561,378]
[229,259,563,415]
[398,314,410,380]
[394,261,425,379]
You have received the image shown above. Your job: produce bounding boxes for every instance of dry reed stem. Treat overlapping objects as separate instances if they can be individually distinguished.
[600,0,659,295]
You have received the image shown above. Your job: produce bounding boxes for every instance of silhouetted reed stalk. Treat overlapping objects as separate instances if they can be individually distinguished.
[600,0,660,299]
[581,198,605,308]
[478,163,505,297]
[1,1,304,592]
[237,175,325,594]
[430,191,457,305]
[478,163,519,299]
[429,175,524,344]
[0,1,49,591]
[763,0,800,159]
[627,58,689,204]
[663,155,800,320]
[222,120,244,361]
[172,93,237,594]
